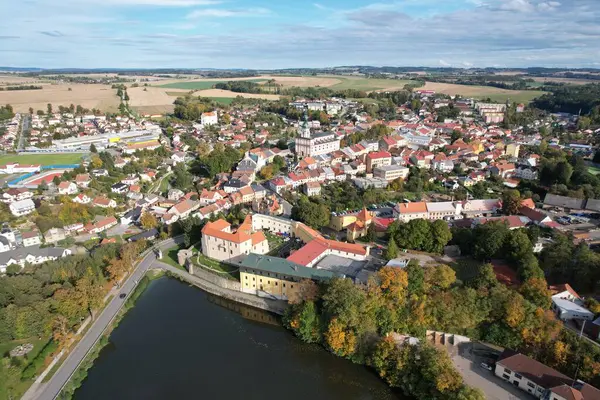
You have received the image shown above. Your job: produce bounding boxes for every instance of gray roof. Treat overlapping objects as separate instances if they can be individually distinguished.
[0,246,67,265]
[0,236,9,246]
[128,228,158,242]
[543,194,585,209]
[585,198,600,212]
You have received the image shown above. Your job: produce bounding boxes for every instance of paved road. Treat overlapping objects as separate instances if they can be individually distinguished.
[31,236,183,400]
[17,114,30,150]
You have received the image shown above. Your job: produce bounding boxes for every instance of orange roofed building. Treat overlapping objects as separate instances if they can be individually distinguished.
[201,216,269,261]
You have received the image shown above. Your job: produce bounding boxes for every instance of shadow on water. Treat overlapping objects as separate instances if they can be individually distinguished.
[73,277,406,400]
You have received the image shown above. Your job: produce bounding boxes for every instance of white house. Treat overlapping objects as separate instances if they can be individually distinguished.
[73,193,91,204]
[0,236,11,253]
[201,111,218,126]
[58,181,78,195]
[0,246,72,273]
[550,284,594,321]
[9,199,35,217]
[22,231,41,247]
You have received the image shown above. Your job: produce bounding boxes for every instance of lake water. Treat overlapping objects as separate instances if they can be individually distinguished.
[73,277,400,400]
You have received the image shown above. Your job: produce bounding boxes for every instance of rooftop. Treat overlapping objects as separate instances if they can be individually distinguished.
[240,253,335,281]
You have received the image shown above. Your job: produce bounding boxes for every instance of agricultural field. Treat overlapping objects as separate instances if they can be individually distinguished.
[0,153,85,166]
[328,76,414,91]
[419,82,547,103]
[0,83,120,113]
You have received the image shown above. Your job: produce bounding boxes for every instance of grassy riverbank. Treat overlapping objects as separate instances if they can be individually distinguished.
[57,270,164,400]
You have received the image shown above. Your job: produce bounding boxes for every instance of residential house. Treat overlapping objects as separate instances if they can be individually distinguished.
[2,188,33,203]
[58,181,78,195]
[75,173,91,188]
[495,350,600,399]
[490,162,516,178]
[366,151,392,173]
[168,189,185,201]
[22,231,41,247]
[0,236,11,253]
[44,227,66,244]
[0,246,72,273]
[169,199,200,220]
[87,216,118,234]
[73,193,91,204]
[9,199,35,217]
[304,182,321,197]
[373,165,409,182]
[111,183,129,194]
[550,284,594,322]
[121,207,142,225]
[515,165,538,180]
[93,196,117,208]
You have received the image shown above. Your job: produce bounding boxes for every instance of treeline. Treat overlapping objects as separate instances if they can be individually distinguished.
[0,104,14,121]
[426,75,536,90]
[532,83,600,117]
[0,85,42,91]
[0,240,149,396]
[214,81,265,94]
[172,95,218,120]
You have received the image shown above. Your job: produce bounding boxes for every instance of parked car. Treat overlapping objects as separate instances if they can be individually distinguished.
[480,362,493,371]
[119,293,127,299]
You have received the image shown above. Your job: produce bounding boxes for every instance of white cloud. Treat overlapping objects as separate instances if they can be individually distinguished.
[439,60,451,67]
[186,7,271,18]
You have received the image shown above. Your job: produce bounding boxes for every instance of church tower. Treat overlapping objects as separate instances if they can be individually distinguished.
[299,111,311,139]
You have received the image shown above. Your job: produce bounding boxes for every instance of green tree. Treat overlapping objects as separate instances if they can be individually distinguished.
[384,238,399,260]
[520,277,551,309]
[502,189,521,215]
[291,196,330,229]
[430,219,452,254]
[365,223,376,242]
[406,260,424,296]
[284,301,321,343]
[90,143,97,153]
[47,103,52,115]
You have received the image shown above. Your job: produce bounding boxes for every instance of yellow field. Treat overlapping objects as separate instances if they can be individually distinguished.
[0,74,44,86]
[0,83,120,112]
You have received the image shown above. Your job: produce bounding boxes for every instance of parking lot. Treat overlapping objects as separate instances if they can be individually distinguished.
[449,342,528,400]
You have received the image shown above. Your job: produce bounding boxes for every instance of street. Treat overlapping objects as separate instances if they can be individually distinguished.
[28,237,183,400]
[17,114,30,150]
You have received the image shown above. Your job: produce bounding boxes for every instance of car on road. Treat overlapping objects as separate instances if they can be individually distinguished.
[119,293,127,299]
[480,362,493,371]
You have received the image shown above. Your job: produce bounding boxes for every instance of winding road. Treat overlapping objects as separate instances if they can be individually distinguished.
[27,236,184,400]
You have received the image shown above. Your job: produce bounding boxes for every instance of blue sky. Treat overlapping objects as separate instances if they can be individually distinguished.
[0,0,599,68]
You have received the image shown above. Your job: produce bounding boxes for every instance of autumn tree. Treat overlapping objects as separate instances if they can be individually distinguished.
[377,266,408,301]
[325,318,357,357]
[519,277,551,309]
[90,155,103,169]
[284,301,321,343]
[140,212,158,229]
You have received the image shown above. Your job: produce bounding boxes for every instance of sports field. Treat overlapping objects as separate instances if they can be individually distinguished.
[0,153,85,166]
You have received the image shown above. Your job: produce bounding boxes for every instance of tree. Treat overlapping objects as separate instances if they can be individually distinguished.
[90,155,103,169]
[365,223,376,242]
[291,196,330,229]
[502,189,521,215]
[384,238,399,260]
[430,220,452,254]
[472,222,509,260]
[38,180,48,192]
[172,163,193,190]
[140,212,158,229]
[406,260,424,296]
[472,263,498,290]
[90,143,97,153]
[284,301,321,343]
[520,277,551,309]
[427,264,456,291]
[47,103,52,115]
[52,176,61,186]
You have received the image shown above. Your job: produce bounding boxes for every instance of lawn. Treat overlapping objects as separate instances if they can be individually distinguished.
[0,337,51,399]
[158,79,267,90]
[161,245,186,271]
[0,153,85,166]
[195,253,239,280]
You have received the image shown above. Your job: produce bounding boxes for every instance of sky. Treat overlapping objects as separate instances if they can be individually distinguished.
[0,0,599,69]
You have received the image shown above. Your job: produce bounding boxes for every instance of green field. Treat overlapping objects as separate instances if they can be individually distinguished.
[0,153,85,166]
[158,79,267,90]
[329,77,414,91]
[209,97,235,105]
[474,90,546,104]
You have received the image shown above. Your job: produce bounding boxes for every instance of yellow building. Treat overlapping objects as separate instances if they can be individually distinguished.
[329,214,358,231]
[239,254,334,301]
[505,143,520,158]
[346,208,374,241]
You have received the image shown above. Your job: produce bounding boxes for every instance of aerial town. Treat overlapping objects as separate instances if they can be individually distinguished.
[1,69,600,400]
